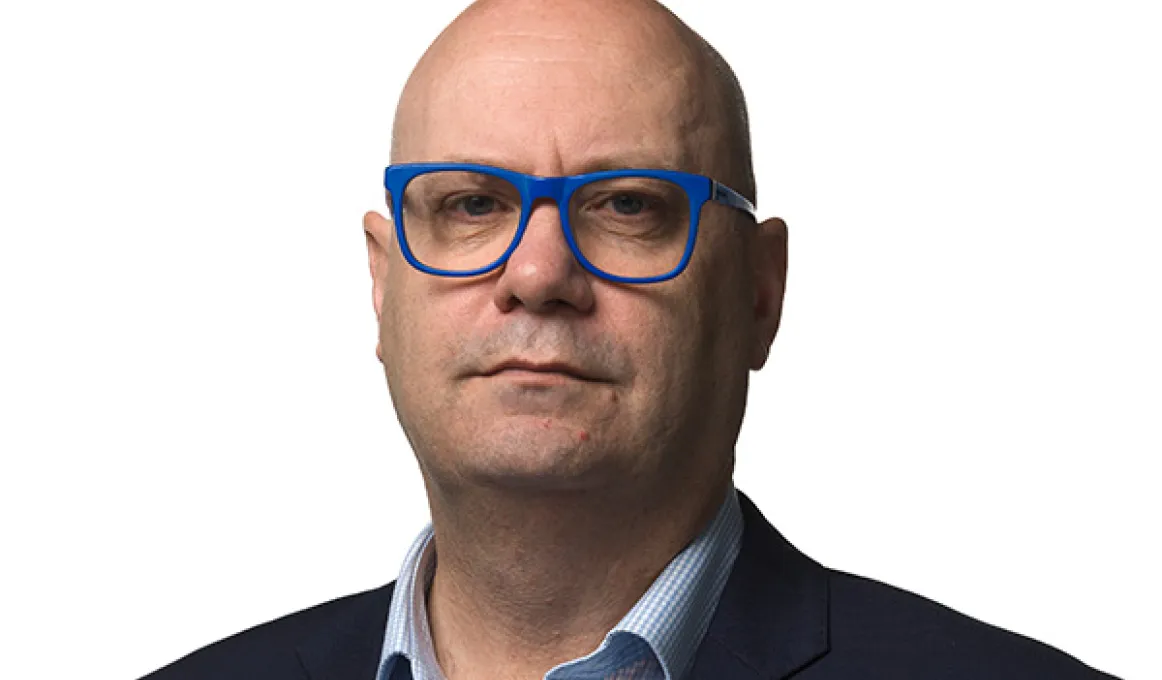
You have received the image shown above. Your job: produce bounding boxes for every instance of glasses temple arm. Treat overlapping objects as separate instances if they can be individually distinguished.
[712,180,757,219]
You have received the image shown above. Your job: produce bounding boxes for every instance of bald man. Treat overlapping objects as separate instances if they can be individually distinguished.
[143,1,1117,679]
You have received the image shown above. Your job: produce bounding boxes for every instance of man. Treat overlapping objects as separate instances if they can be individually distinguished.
[143,0,1118,678]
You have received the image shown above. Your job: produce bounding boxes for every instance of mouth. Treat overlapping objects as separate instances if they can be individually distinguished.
[481,360,603,383]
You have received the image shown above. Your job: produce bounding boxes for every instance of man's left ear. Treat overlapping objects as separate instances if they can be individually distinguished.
[749,217,788,370]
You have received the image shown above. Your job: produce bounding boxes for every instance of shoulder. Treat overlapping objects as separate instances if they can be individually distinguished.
[723,492,1119,679]
[139,582,395,680]
[818,568,1117,679]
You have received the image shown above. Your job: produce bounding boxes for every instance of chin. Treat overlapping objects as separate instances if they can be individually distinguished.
[450,419,625,492]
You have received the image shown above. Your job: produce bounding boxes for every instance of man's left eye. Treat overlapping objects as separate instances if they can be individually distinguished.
[608,194,647,215]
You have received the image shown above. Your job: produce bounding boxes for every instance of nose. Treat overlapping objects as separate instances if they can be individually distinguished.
[491,198,595,315]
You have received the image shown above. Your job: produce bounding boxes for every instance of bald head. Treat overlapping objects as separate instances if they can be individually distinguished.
[391,0,756,202]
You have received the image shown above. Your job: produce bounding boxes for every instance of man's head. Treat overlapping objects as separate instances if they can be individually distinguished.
[365,0,786,505]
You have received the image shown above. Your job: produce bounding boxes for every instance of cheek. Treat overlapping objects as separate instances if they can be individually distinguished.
[382,276,492,392]
[380,279,414,362]
[604,291,700,404]
[381,276,444,381]
[676,235,755,379]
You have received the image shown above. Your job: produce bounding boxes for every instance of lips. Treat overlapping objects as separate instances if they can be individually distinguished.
[482,360,602,383]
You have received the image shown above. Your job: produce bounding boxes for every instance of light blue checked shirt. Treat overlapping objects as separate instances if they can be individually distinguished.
[375,485,743,680]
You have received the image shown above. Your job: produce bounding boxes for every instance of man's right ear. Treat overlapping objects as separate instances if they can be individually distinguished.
[364,210,394,362]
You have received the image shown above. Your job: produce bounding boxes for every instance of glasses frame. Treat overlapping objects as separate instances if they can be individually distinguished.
[383,162,756,284]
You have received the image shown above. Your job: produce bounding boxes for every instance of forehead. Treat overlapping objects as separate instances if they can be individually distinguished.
[395,29,714,175]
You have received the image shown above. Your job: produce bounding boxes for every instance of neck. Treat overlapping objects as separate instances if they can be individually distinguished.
[422,475,730,680]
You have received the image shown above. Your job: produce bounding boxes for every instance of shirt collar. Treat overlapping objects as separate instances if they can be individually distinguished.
[377,485,743,680]
[377,525,440,680]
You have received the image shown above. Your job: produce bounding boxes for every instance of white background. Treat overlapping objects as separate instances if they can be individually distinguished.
[1,1,1158,679]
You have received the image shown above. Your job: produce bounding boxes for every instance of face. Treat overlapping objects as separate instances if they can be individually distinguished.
[365,2,786,499]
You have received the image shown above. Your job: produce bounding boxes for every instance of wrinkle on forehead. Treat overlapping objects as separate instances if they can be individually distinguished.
[392,0,754,200]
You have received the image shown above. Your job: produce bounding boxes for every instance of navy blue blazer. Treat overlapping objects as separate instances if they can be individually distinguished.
[143,492,1118,679]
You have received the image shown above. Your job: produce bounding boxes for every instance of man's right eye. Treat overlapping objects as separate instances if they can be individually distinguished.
[449,194,498,217]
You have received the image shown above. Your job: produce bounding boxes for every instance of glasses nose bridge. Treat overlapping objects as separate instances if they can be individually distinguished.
[510,173,576,262]
[520,174,571,213]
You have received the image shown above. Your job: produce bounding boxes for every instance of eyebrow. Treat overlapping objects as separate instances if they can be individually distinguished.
[433,152,688,176]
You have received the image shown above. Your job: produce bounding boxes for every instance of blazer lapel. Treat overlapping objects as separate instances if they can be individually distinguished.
[689,491,831,680]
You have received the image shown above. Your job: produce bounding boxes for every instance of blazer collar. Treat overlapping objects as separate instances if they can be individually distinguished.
[689,491,831,680]
[296,490,829,680]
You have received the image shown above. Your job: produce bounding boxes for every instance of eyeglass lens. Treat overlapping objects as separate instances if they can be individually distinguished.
[399,170,692,278]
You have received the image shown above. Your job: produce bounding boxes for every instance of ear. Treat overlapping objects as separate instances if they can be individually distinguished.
[749,216,788,370]
[364,210,394,362]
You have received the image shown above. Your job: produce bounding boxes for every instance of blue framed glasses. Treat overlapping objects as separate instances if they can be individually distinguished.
[383,162,756,284]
